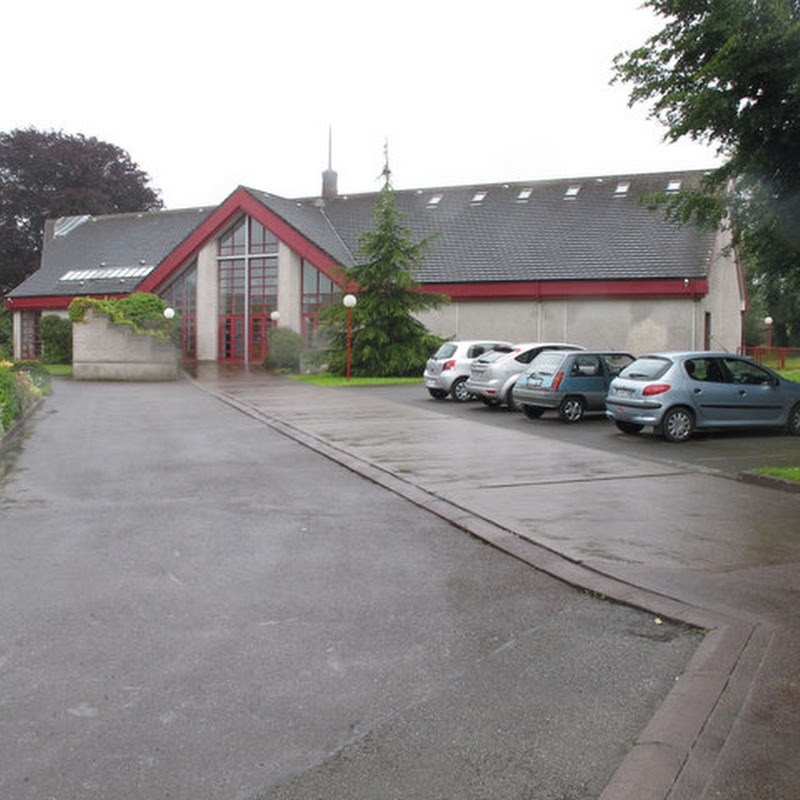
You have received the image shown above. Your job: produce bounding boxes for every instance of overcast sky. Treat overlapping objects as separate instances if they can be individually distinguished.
[2,0,719,209]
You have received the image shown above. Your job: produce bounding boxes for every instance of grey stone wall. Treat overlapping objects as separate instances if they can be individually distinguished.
[72,311,180,381]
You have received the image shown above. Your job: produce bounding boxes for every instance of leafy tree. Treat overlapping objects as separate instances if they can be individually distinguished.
[320,163,446,377]
[613,0,800,342]
[1,127,162,294]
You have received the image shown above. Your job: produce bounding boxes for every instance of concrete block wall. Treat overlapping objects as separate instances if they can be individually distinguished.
[72,310,180,381]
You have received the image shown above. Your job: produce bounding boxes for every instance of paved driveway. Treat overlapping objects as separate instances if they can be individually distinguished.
[203,371,800,800]
[0,378,700,800]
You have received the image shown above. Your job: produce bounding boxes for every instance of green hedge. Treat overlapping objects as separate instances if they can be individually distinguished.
[69,293,178,344]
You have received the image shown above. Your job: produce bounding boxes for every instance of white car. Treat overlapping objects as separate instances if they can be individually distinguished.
[465,342,584,409]
[424,340,513,401]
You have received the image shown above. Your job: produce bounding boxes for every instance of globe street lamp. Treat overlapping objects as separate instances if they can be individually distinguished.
[764,315,774,352]
[343,294,357,381]
[270,310,280,326]
[163,306,175,337]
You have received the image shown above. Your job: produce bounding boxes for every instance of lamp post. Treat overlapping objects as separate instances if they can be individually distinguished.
[270,310,280,326]
[764,315,774,354]
[343,294,357,381]
[163,306,175,337]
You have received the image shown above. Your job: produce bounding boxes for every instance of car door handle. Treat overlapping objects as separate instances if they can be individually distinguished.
[738,389,747,396]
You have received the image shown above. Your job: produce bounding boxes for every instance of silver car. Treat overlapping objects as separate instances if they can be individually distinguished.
[515,350,635,422]
[605,351,800,442]
[465,342,584,409]
[423,340,512,401]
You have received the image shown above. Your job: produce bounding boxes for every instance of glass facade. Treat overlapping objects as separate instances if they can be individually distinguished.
[301,259,335,345]
[218,217,278,362]
[160,261,198,359]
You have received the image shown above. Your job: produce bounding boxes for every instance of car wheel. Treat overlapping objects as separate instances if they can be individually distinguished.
[660,407,694,443]
[558,396,585,423]
[788,402,800,435]
[523,405,545,419]
[505,384,518,411]
[427,388,448,400]
[450,377,472,402]
[615,421,644,435]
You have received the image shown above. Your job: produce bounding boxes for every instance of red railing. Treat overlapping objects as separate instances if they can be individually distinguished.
[739,346,800,370]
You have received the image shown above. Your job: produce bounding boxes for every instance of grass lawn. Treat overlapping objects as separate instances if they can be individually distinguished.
[290,374,422,387]
[754,466,800,482]
[44,365,73,376]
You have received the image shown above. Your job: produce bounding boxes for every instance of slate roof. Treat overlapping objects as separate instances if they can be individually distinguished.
[302,170,717,283]
[242,188,356,267]
[10,206,212,298]
[10,169,716,301]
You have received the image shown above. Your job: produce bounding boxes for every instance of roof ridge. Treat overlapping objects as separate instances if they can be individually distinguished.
[291,168,714,202]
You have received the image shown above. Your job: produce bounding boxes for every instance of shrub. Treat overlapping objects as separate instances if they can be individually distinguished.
[0,365,19,432]
[40,315,73,364]
[264,327,306,372]
[0,307,11,360]
[0,361,52,436]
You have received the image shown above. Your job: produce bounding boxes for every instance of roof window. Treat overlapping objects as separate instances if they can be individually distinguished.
[59,265,154,281]
[564,185,581,199]
[53,215,91,237]
[470,190,488,204]
[427,193,443,208]
[666,179,682,193]
[516,188,533,202]
[614,181,630,196]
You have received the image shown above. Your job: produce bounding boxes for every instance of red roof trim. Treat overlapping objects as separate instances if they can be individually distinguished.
[138,187,346,294]
[420,278,708,300]
[6,278,708,312]
[5,294,127,310]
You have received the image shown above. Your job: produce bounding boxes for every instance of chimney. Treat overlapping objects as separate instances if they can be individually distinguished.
[321,125,338,202]
[322,167,338,202]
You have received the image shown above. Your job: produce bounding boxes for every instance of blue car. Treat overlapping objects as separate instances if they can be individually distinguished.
[605,351,800,442]
[515,350,635,422]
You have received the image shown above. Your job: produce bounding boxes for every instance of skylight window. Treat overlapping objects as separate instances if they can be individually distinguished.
[666,179,682,193]
[516,188,533,202]
[59,265,154,281]
[614,181,631,196]
[564,185,581,199]
[427,193,443,208]
[470,190,488,204]
[53,215,91,237]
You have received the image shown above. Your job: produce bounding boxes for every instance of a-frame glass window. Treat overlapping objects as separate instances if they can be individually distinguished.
[217,216,279,362]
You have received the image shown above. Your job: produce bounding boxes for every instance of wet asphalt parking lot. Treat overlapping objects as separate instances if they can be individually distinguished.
[0,377,703,800]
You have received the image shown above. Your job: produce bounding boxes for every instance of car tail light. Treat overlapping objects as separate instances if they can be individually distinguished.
[442,359,456,371]
[643,383,671,396]
[552,372,565,390]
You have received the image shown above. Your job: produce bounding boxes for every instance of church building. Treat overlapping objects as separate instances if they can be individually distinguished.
[5,166,745,363]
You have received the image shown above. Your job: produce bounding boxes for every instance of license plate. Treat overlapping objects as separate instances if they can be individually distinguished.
[615,388,634,398]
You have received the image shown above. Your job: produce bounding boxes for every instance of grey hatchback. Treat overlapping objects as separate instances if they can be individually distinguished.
[423,340,512,401]
[465,342,584,409]
[605,351,800,442]
[516,350,635,422]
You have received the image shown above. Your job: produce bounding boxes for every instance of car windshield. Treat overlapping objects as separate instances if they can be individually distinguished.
[432,343,457,359]
[525,351,564,375]
[619,356,672,380]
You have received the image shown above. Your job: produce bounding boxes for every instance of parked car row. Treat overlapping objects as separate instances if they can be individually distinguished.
[423,341,800,442]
